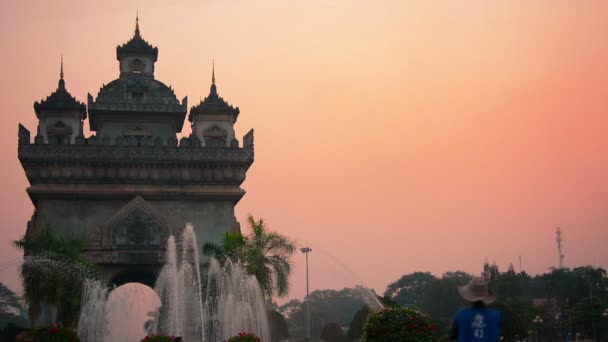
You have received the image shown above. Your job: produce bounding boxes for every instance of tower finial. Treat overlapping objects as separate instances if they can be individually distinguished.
[60,54,64,80]
[212,59,215,85]
[58,54,66,90]
[135,10,140,36]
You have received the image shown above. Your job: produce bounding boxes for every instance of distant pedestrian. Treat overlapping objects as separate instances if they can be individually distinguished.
[451,277,502,341]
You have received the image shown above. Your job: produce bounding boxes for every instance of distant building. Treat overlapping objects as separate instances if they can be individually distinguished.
[17,17,254,287]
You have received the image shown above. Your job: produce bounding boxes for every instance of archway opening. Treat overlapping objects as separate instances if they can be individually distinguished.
[105,282,161,342]
[111,269,158,288]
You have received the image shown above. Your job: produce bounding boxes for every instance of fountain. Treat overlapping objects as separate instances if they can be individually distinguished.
[78,224,271,342]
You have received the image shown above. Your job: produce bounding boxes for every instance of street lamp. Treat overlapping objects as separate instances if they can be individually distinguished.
[532,315,543,342]
[301,247,312,341]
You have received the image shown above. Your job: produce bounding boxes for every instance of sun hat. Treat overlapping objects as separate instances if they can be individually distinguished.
[457,277,496,304]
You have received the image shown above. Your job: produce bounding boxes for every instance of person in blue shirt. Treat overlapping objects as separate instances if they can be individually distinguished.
[451,277,502,341]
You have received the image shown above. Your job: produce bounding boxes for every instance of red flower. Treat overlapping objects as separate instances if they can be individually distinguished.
[430,325,437,331]
[50,327,59,334]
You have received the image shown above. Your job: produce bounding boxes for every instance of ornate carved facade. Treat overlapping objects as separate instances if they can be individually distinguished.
[18,18,254,287]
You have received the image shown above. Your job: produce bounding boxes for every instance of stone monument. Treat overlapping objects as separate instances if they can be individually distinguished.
[17,17,254,287]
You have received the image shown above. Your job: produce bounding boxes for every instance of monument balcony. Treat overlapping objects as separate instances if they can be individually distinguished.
[19,143,252,184]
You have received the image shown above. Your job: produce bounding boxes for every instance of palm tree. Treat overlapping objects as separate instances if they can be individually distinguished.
[244,215,295,299]
[202,231,246,265]
[203,215,296,300]
[14,227,96,326]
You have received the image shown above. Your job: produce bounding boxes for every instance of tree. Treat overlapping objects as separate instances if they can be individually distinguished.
[320,322,347,342]
[497,296,540,338]
[347,305,372,341]
[202,231,246,264]
[0,282,22,315]
[384,272,437,309]
[0,282,27,331]
[203,215,296,300]
[418,271,471,337]
[279,288,381,341]
[267,309,290,342]
[244,215,295,299]
[13,227,96,326]
[364,307,435,342]
[570,297,607,340]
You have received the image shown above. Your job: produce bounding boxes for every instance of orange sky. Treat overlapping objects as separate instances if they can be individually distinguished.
[1,0,607,303]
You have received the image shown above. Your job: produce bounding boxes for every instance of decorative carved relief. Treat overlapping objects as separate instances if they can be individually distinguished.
[102,196,171,249]
[191,136,202,148]
[203,126,227,147]
[179,137,191,148]
[129,58,146,73]
[154,136,163,147]
[113,211,160,247]
[47,121,72,145]
[167,136,177,147]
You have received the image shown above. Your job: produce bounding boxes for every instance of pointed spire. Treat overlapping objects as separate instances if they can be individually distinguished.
[135,11,140,37]
[212,59,215,85]
[60,54,64,80]
[58,54,65,90]
[210,60,217,96]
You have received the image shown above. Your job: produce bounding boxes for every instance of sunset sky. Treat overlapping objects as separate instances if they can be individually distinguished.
[1,0,607,303]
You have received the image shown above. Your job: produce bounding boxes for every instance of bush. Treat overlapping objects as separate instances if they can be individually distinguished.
[0,322,27,341]
[139,335,182,341]
[226,332,261,342]
[16,323,79,342]
[320,322,347,342]
[364,307,435,342]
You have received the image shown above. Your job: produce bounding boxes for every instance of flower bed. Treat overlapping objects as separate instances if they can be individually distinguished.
[16,323,79,342]
[364,307,435,342]
[140,334,181,341]
[226,332,261,342]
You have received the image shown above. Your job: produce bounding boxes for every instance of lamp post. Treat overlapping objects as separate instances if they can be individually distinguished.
[301,247,312,341]
[533,315,543,342]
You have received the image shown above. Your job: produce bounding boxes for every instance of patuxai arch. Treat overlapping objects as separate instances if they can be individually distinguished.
[17,17,254,288]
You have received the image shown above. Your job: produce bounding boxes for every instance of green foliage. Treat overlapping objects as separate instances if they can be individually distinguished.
[384,272,437,309]
[16,323,80,342]
[244,215,295,299]
[203,215,296,299]
[202,232,246,264]
[0,282,23,314]
[14,227,96,325]
[279,287,379,341]
[139,334,181,341]
[267,309,289,342]
[320,322,347,342]
[0,322,28,341]
[347,305,372,341]
[383,264,608,340]
[569,297,608,339]
[364,307,435,342]
[226,332,261,342]
[419,271,471,324]
[492,296,540,337]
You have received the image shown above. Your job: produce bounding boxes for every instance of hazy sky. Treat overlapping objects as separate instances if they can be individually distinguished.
[1,0,607,303]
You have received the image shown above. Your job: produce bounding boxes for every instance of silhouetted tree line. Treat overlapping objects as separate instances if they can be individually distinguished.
[277,264,608,341]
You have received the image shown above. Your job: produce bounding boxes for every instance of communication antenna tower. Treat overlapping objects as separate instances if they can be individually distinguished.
[556,227,565,269]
